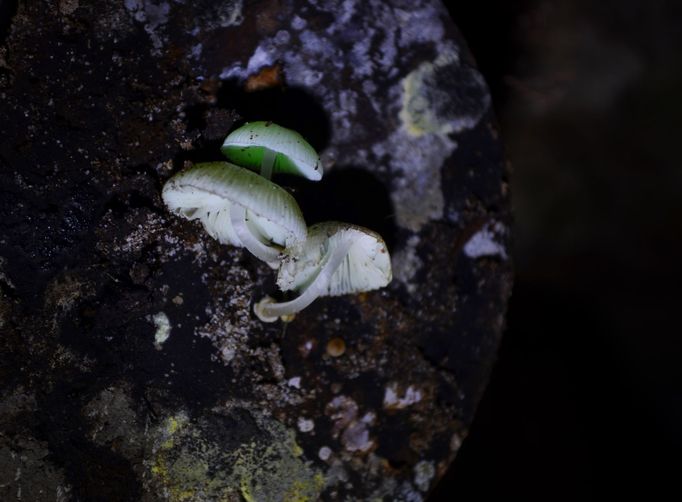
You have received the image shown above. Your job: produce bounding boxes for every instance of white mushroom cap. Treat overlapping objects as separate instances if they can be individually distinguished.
[162,162,307,249]
[277,222,392,296]
[221,121,323,181]
[253,222,392,322]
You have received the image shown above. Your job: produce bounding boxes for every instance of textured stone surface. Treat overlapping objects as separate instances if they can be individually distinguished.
[0,0,511,500]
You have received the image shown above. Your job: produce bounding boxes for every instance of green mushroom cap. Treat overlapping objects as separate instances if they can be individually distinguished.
[221,121,323,181]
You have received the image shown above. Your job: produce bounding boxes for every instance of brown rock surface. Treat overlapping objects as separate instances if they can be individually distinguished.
[0,0,511,500]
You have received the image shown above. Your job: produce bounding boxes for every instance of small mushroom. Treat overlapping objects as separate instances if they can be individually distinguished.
[162,162,307,267]
[254,222,392,321]
[221,121,322,181]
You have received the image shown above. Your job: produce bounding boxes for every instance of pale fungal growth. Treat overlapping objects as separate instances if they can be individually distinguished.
[221,121,322,181]
[162,126,390,321]
[254,222,392,322]
[162,162,306,268]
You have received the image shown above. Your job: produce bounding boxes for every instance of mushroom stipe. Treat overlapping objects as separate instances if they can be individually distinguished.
[254,235,355,321]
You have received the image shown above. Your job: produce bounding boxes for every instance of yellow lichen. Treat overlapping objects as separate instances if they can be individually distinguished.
[160,413,189,449]
[399,49,461,137]
[166,415,184,435]
[282,473,326,502]
[240,477,256,502]
[147,410,325,502]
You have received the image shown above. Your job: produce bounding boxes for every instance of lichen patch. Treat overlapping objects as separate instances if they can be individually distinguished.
[147,409,324,502]
[383,383,423,410]
[212,0,488,237]
[400,48,490,137]
[463,221,508,259]
[151,311,171,350]
[391,234,422,294]
[413,460,436,492]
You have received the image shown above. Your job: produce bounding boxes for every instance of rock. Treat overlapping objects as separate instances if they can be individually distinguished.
[0,0,511,500]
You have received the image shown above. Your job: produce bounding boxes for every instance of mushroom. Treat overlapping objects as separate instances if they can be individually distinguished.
[162,162,307,267]
[254,222,392,321]
[221,121,322,181]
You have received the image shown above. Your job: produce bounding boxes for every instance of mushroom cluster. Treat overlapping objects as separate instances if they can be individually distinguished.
[162,121,392,322]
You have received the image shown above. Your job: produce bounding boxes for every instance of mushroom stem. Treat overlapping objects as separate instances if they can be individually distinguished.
[230,204,280,267]
[255,236,354,320]
[260,147,276,180]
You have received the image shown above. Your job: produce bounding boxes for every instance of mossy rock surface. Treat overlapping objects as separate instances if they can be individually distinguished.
[0,0,511,500]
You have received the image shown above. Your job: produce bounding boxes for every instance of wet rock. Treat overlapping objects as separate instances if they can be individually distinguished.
[0,0,511,500]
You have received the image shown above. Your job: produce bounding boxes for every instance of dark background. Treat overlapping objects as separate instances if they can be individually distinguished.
[433,0,681,500]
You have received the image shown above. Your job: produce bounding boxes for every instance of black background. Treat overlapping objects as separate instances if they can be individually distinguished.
[433,0,682,499]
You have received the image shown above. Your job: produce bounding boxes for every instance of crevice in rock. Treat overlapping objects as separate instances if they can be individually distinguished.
[216,79,331,154]
[289,166,398,252]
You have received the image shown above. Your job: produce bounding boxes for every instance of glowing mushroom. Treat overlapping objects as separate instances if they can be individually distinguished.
[254,222,392,321]
[221,121,322,181]
[162,162,306,268]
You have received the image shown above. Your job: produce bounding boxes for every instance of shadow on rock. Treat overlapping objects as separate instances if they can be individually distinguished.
[287,167,398,252]
[217,80,331,154]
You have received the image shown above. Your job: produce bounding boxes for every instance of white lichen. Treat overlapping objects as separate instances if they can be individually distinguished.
[326,395,375,453]
[0,257,16,290]
[291,15,307,30]
[413,460,435,492]
[463,222,508,259]
[341,420,372,452]
[297,417,315,433]
[376,128,452,232]
[124,0,170,53]
[151,311,171,350]
[383,383,423,409]
[391,233,421,294]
